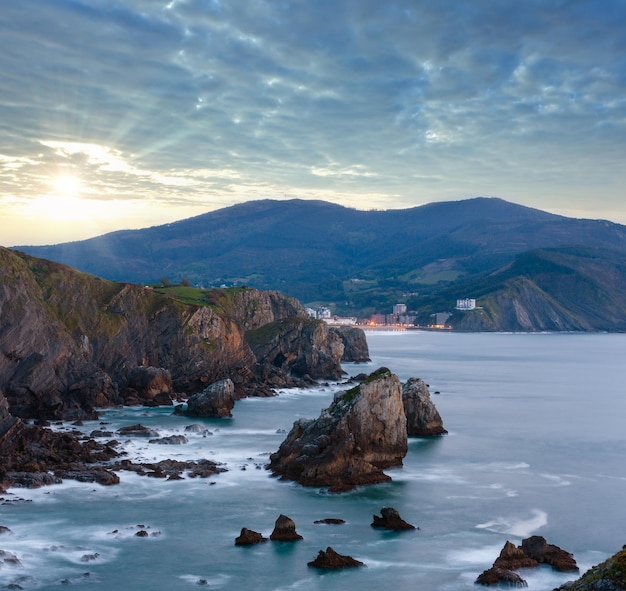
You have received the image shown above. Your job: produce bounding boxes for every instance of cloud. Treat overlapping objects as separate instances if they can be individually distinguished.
[2,0,626,245]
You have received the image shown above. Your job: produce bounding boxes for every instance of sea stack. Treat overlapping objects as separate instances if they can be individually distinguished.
[268,368,408,492]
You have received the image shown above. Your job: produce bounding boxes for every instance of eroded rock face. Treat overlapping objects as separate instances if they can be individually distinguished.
[402,378,447,436]
[123,366,173,406]
[269,515,302,541]
[329,326,370,362]
[183,379,235,418]
[268,368,408,492]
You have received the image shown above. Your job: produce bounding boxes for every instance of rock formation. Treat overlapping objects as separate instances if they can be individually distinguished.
[476,536,578,586]
[182,379,235,418]
[268,368,408,492]
[402,378,447,436]
[329,326,370,362]
[307,547,364,569]
[371,507,416,530]
[269,515,302,541]
[122,366,174,406]
[235,528,267,546]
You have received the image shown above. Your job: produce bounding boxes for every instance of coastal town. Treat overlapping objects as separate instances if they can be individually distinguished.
[306,298,478,329]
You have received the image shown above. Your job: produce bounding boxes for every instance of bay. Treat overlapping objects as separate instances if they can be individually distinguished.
[1,331,625,590]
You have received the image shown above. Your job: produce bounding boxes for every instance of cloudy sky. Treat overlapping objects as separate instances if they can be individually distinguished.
[1,0,625,246]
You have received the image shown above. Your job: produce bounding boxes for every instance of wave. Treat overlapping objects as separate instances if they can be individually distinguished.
[475,508,548,537]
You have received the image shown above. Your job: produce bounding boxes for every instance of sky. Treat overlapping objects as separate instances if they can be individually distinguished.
[1,0,625,246]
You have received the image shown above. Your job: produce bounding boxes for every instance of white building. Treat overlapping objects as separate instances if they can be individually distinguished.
[393,303,407,315]
[456,298,476,310]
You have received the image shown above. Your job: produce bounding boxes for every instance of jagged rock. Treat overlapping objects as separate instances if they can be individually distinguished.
[402,377,447,436]
[476,567,528,586]
[371,507,416,530]
[148,435,188,445]
[116,424,160,437]
[269,368,408,492]
[521,536,578,571]
[269,515,302,541]
[0,526,12,534]
[113,458,225,479]
[493,540,539,570]
[183,379,235,418]
[553,546,626,590]
[235,528,267,546]
[0,549,21,566]
[307,547,364,569]
[329,326,370,362]
[476,537,578,587]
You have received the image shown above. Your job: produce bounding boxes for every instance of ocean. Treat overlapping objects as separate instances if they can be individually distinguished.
[1,331,625,590]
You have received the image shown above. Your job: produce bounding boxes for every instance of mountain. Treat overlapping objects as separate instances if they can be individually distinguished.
[410,247,626,332]
[13,197,626,327]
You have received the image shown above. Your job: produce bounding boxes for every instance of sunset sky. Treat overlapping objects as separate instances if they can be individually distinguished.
[2,0,625,246]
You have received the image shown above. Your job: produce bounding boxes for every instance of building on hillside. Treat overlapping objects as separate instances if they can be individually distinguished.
[305,308,317,319]
[393,303,407,315]
[316,306,332,319]
[456,298,476,310]
[369,313,386,325]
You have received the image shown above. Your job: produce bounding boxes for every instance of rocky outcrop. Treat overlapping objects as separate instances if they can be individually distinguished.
[371,507,416,530]
[329,326,370,362]
[235,528,267,546]
[269,515,302,541]
[268,368,408,492]
[307,547,364,569]
[402,378,447,436]
[181,379,235,418]
[476,537,578,586]
[0,248,349,421]
[246,318,345,384]
[553,546,626,590]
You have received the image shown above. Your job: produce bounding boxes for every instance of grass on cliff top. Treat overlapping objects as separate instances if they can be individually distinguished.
[152,284,248,310]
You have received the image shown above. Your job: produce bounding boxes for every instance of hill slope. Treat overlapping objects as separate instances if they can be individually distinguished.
[15,198,626,305]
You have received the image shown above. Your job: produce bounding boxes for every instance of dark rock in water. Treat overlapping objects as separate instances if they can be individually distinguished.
[314,518,345,525]
[475,566,528,586]
[307,546,364,569]
[371,507,416,530]
[0,525,12,534]
[476,536,578,587]
[402,377,447,436]
[0,549,22,566]
[521,536,578,571]
[135,530,149,537]
[235,528,267,546]
[184,379,235,418]
[116,424,160,437]
[148,435,188,445]
[269,368,407,492]
[270,514,303,541]
[329,326,370,362]
[184,424,205,433]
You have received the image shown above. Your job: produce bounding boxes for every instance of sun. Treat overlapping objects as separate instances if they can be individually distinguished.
[52,174,82,197]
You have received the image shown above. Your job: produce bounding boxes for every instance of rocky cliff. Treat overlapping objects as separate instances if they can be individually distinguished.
[0,247,360,420]
[553,546,626,590]
[268,368,408,492]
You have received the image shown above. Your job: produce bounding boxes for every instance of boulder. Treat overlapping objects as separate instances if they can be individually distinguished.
[493,540,538,570]
[184,379,235,418]
[269,515,302,541]
[371,507,416,530]
[314,518,345,525]
[148,435,188,445]
[235,528,267,546]
[521,536,578,571]
[124,366,173,405]
[269,368,408,492]
[116,424,160,437]
[402,377,447,436]
[307,547,365,570]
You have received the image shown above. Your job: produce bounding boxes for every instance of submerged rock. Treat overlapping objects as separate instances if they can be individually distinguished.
[268,368,408,492]
[307,547,364,569]
[402,377,447,436]
[269,515,302,541]
[371,507,416,531]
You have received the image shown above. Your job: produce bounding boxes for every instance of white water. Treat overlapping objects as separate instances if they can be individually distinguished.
[1,331,624,590]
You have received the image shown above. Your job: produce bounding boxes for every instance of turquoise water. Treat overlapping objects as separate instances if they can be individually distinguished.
[1,331,625,590]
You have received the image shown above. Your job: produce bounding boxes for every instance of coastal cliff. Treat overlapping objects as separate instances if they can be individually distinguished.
[0,247,358,420]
